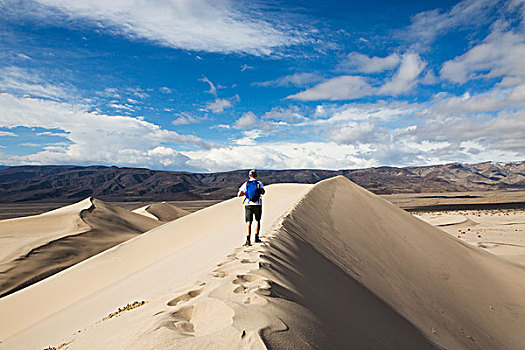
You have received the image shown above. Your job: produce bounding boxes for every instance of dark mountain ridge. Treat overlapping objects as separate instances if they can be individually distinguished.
[0,161,524,203]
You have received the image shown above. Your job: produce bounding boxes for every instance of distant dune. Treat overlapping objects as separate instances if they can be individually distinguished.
[0,197,161,297]
[0,178,523,349]
[132,202,190,222]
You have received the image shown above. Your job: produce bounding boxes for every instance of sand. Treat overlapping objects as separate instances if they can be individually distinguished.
[0,197,93,267]
[1,177,524,349]
[0,183,310,349]
[132,202,190,222]
[383,190,525,211]
[0,197,161,297]
[417,209,525,266]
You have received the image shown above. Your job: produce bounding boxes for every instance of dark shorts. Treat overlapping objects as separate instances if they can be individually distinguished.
[245,205,262,222]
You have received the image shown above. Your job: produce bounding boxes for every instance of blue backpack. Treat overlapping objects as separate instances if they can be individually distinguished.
[245,180,261,203]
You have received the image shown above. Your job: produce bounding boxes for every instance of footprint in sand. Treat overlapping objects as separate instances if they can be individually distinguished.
[232,274,270,295]
[212,270,228,278]
[158,306,195,335]
[233,274,260,284]
[240,258,257,264]
[167,289,203,306]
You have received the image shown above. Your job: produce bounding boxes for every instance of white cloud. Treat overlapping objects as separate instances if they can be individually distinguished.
[255,73,323,87]
[235,112,261,129]
[379,53,426,95]
[338,53,400,73]
[184,141,377,171]
[206,99,232,114]
[441,29,525,84]
[0,131,17,137]
[262,106,308,123]
[234,130,264,146]
[232,112,274,148]
[32,0,304,55]
[325,121,376,144]
[0,92,210,169]
[36,131,69,137]
[199,77,239,113]
[241,64,254,72]
[420,70,439,85]
[287,76,374,101]
[287,53,425,101]
[172,112,204,125]
[305,102,411,126]
[411,109,525,158]
[401,0,496,49]
[200,76,217,97]
[432,85,525,113]
[16,53,32,60]
[205,94,240,114]
[212,124,231,129]
[0,66,70,100]
[0,88,523,171]
[108,103,135,111]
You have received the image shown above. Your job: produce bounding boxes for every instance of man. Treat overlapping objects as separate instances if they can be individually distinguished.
[237,169,265,246]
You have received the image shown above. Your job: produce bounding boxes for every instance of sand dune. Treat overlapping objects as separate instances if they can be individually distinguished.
[0,178,523,349]
[258,176,525,349]
[0,183,310,348]
[132,202,190,222]
[0,197,160,297]
[0,197,92,267]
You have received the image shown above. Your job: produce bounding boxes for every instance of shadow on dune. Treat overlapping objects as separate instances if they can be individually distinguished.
[257,176,525,350]
[259,230,438,349]
[0,199,160,298]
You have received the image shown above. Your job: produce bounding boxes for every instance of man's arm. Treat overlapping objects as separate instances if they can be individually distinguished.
[238,182,246,197]
[259,182,265,195]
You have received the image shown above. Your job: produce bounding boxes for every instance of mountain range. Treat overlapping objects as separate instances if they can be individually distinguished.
[0,161,524,203]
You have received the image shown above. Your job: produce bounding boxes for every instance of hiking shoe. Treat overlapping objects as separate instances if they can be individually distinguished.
[254,235,262,243]
[243,240,251,247]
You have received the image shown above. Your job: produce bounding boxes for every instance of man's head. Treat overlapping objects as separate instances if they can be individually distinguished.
[249,169,257,179]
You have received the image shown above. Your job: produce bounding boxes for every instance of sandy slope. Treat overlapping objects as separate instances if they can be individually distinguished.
[1,178,524,349]
[132,202,190,222]
[259,177,525,349]
[0,198,160,297]
[0,197,92,267]
[0,183,310,349]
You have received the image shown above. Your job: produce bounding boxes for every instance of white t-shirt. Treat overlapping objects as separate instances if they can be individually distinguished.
[239,180,264,205]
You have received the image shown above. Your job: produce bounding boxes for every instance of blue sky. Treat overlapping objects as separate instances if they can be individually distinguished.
[0,0,524,171]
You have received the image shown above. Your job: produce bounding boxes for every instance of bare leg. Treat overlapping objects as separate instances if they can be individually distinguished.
[245,221,252,245]
[254,221,261,242]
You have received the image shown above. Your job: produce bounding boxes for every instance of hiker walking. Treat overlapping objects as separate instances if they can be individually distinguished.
[238,169,265,246]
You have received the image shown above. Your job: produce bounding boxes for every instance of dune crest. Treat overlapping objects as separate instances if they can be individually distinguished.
[0,197,160,297]
[132,202,190,222]
[0,197,93,266]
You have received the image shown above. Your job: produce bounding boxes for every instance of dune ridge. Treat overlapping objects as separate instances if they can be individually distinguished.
[132,202,190,222]
[1,178,523,349]
[256,176,525,349]
[0,197,160,297]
